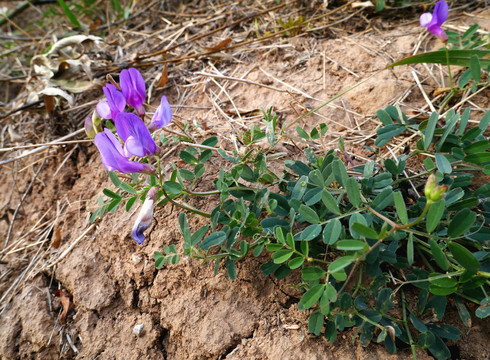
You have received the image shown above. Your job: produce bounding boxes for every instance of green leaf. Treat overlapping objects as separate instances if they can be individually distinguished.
[376,109,393,125]
[321,190,340,215]
[324,321,337,343]
[200,231,227,250]
[308,311,324,335]
[125,196,137,211]
[426,199,445,233]
[191,225,210,246]
[90,208,100,223]
[424,157,436,171]
[178,213,191,245]
[301,224,322,241]
[296,125,309,139]
[271,249,294,264]
[463,140,490,154]
[428,295,447,320]
[291,175,308,200]
[309,169,324,187]
[328,256,354,274]
[103,188,121,199]
[345,177,361,208]
[448,209,476,237]
[323,219,342,245]
[429,273,458,288]
[163,181,183,195]
[376,288,394,314]
[457,107,471,135]
[325,283,337,303]
[109,172,121,187]
[436,112,459,152]
[154,252,165,269]
[350,223,378,240]
[448,241,480,272]
[389,49,490,68]
[454,296,472,328]
[424,112,439,150]
[429,239,450,271]
[298,205,320,224]
[464,152,490,165]
[286,233,295,250]
[302,266,327,280]
[393,191,408,224]
[261,217,289,232]
[225,257,237,280]
[435,153,452,174]
[407,233,414,265]
[119,182,137,194]
[179,168,195,180]
[299,284,324,309]
[427,323,461,340]
[371,188,394,211]
[475,300,490,319]
[458,68,472,88]
[462,24,479,40]
[288,257,305,269]
[479,111,490,131]
[332,160,348,187]
[107,198,121,212]
[180,150,199,164]
[375,124,405,147]
[429,285,457,296]
[470,54,481,82]
[57,0,82,27]
[409,314,428,333]
[428,335,451,359]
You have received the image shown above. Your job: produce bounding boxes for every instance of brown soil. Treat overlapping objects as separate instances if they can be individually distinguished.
[0,1,489,359]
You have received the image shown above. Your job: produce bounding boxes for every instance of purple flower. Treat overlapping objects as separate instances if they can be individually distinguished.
[120,68,146,117]
[132,187,158,244]
[96,84,126,120]
[94,129,154,174]
[148,95,172,131]
[420,0,448,42]
[114,112,158,157]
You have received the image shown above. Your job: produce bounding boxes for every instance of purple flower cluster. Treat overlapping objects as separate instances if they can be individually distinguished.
[91,68,172,174]
[420,0,448,42]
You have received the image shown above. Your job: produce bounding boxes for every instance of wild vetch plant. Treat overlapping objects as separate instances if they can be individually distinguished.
[87,4,489,359]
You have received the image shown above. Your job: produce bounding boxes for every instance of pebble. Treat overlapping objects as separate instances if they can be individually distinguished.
[133,324,144,336]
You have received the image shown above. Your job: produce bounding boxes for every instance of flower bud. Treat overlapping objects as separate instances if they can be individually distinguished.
[92,109,103,133]
[424,173,437,199]
[430,185,448,202]
[131,187,158,245]
[84,115,96,139]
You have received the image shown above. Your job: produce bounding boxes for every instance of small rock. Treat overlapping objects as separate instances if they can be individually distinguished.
[133,324,144,336]
[131,253,144,264]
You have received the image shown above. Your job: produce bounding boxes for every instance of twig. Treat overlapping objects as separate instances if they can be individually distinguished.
[44,224,96,270]
[4,159,46,248]
[0,129,85,167]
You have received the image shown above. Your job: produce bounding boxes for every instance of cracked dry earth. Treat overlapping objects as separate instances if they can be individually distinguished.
[1,2,490,360]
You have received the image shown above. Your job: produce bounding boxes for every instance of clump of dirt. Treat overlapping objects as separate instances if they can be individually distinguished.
[1,1,489,359]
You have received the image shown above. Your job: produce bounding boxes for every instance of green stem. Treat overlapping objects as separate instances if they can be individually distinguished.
[352,263,364,298]
[184,186,256,196]
[354,310,385,330]
[160,188,211,218]
[401,290,418,360]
